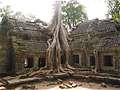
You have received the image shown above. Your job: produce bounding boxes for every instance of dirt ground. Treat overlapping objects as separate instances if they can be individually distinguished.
[9,79,120,90]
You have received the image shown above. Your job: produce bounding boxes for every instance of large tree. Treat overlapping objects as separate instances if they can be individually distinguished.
[17,1,73,77]
[30,1,74,75]
[62,0,88,29]
[106,0,120,22]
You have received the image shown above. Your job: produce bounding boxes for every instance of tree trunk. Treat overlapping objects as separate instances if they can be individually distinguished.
[42,1,74,74]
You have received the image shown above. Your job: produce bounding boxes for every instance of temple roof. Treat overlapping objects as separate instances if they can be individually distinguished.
[97,36,120,48]
[1,16,49,35]
[71,19,119,34]
[71,19,120,50]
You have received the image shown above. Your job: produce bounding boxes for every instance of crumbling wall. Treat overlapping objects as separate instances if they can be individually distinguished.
[0,24,7,75]
[0,16,16,75]
[8,18,49,74]
[70,19,120,74]
[0,17,50,75]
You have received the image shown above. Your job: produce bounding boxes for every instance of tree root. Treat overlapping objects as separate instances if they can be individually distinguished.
[40,66,49,70]
[28,65,74,77]
[44,66,74,75]
[59,66,66,73]
[29,69,44,77]
[45,69,54,75]
[66,64,75,70]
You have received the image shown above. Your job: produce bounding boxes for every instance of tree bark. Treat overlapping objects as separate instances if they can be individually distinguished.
[41,1,73,74]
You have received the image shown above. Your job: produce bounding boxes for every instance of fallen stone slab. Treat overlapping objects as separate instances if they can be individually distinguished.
[101,82,107,88]
[57,79,63,84]
[72,83,77,87]
[22,84,35,89]
[59,84,66,89]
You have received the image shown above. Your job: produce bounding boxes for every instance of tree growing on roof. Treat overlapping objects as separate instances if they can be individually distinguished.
[61,0,88,29]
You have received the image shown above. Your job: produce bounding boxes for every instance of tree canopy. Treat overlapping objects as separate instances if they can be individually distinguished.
[62,0,88,29]
[0,5,13,17]
[106,0,120,22]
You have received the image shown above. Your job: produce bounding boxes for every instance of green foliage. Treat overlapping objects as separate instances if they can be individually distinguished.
[0,5,13,17]
[62,0,88,29]
[106,0,120,22]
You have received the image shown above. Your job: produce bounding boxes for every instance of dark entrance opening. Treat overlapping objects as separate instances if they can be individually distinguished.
[25,57,34,68]
[104,55,113,66]
[38,58,46,67]
[61,55,65,64]
[90,56,95,66]
[72,55,79,67]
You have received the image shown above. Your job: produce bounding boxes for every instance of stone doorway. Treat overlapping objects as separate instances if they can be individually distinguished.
[72,55,80,67]
[103,55,113,66]
[38,58,46,67]
[89,56,95,66]
[24,57,34,68]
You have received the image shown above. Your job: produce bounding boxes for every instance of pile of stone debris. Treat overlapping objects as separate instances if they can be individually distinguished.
[58,79,109,89]
[58,79,81,89]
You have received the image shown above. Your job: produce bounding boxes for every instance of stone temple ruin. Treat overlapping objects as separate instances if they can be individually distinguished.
[0,17,120,76]
[0,17,50,75]
[71,19,120,73]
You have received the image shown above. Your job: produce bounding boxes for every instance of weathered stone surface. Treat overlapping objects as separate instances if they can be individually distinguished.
[57,79,63,84]
[59,84,66,89]
[72,83,77,87]
[70,19,120,73]
[22,85,35,89]
[101,82,107,88]
[1,16,120,75]
[0,17,50,74]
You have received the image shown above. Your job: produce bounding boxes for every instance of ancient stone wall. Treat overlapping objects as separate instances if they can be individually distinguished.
[0,17,50,74]
[70,19,120,73]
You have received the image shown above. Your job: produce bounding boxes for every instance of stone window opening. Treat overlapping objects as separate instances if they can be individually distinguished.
[103,55,113,66]
[90,56,95,66]
[38,57,46,67]
[72,54,80,67]
[24,57,34,68]
[22,34,31,40]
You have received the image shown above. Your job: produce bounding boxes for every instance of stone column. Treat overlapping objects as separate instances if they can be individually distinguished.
[114,51,120,73]
[117,54,120,74]
[87,56,90,67]
[94,50,101,72]
[79,53,82,67]
[34,56,39,69]
[118,55,120,74]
